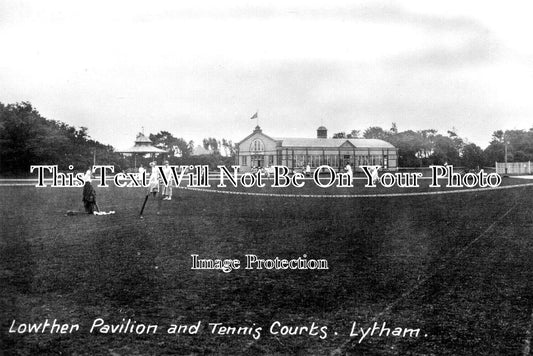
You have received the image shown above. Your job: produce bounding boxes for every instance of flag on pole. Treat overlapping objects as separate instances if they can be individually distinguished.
[250,112,258,120]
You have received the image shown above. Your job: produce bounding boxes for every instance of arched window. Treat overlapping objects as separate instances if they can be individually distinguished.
[250,139,264,152]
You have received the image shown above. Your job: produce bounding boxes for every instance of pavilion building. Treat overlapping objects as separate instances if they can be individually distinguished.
[236,126,397,172]
[117,132,167,167]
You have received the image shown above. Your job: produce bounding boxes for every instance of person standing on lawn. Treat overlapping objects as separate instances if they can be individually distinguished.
[162,160,173,200]
[140,161,162,216]
[148,161,160,197]
[305,164,311,177]
[82,169,98,214]
[138,164,146,180]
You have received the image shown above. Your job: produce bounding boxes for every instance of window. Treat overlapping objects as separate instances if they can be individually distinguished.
[242,156,248,166]
[325,155,338,167]
[250,139,264,152]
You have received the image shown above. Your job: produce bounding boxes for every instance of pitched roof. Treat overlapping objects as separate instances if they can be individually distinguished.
[135,133,153,143]
[117,145,167,153]
[117,132,168,153]
[237,130,277,145]
[191,145,212,156]
[274,138,395,149]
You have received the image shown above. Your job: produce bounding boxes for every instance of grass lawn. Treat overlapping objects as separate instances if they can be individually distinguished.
[1,179,533,355]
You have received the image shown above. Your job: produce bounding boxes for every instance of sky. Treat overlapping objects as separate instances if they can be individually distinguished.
[1,0,533,150]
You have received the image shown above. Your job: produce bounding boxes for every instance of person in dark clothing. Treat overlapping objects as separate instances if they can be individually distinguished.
[82,170,98,214]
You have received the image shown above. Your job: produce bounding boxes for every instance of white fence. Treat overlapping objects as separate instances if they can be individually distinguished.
[495,161,532,175]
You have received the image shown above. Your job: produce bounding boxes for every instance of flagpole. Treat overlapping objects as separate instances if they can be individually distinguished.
[250,111,259,127]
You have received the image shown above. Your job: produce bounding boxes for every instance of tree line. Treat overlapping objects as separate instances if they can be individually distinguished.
[1,101,532,176]
[146,133,236,157]
[332,124,533,169]
[0,102,128,176]
[147,132,235,169]
[0,102,236,176]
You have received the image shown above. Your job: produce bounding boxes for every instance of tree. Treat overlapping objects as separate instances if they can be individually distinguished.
[332,132,346,139]
[347,130,360,138]
[149,131,193,157]
[505,129,533,161]
[390,122,398,134]
[225,139,236,156]
[220,138,237,156]
[417,129,437,160]
[491,130,505,144]
[484,129,533,165]
[363,126,390,140]
[0,101,127,175]
[430,134,461,165]
[387,130,425,167]
[483,141,504,166]
[175,138,193,157]
[202,137,220,154]
[150,131,176,157]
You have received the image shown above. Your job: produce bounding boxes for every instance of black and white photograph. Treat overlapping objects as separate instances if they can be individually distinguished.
[1,1,533,355]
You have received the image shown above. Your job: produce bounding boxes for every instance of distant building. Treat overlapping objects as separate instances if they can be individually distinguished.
[118,132,168,156]
[191,145,213,156]
[117,132,168,167]
[236,126,397,172]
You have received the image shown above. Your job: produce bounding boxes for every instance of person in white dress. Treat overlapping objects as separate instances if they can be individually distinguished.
[148,161,159,197]
[138,164,146,181]
[344,163,353,175]
[162,160,173,200]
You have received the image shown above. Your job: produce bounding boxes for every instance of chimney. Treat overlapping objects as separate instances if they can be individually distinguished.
[317,126,327,138]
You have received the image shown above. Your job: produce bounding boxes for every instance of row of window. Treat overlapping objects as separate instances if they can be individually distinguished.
[241,154,393,168]
[281,154,388,167]
[240,155,274,166]
[250,139,264,152]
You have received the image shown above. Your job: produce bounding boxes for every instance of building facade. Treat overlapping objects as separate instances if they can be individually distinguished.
[236,126,398,172]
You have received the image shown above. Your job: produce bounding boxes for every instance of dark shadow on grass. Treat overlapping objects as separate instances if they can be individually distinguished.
[0,234,35,295]
[77,225,162,309]
[0,214,38,355]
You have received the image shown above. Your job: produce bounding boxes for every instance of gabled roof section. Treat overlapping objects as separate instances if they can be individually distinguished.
[237,130,277,145]
[117,145,167,153]
[340,140,356,148]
